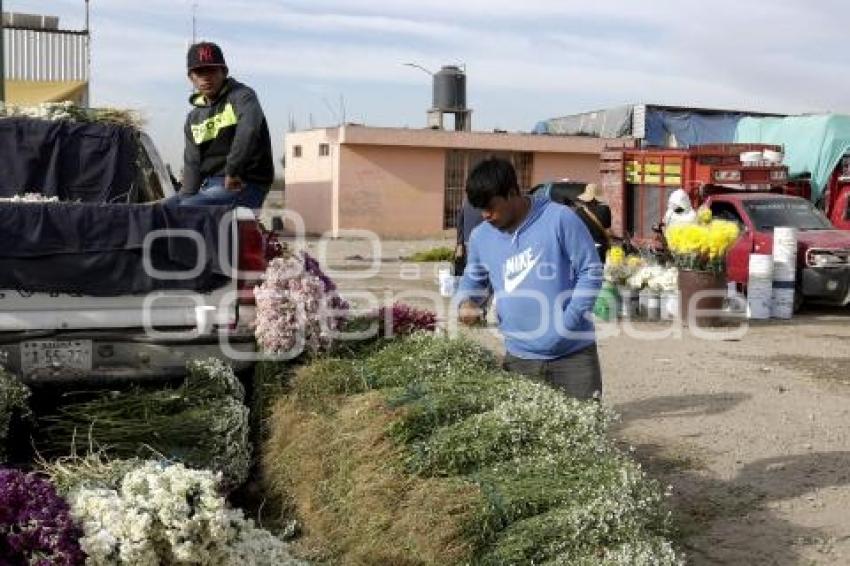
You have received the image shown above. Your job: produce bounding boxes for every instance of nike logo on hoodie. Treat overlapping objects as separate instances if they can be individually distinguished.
[504,247,541,293]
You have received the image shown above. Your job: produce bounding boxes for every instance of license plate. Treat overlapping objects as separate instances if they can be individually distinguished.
[21,340,93,374]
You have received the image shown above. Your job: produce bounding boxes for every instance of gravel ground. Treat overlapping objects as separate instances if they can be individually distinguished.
[300,235,850,565]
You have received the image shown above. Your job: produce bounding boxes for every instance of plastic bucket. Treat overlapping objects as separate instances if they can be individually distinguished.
[438,268,457,297]
[740,151,764,163]
[747,254,774,319]
[678,270,727,327]
[763,149,784,164]
[618,287,638,319]
[773,227,798,284]
[639,290,661,321]
[661,291,680,320]
[771,286,795,319]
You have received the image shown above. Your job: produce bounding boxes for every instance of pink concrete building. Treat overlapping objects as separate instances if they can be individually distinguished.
[284,125,625,238]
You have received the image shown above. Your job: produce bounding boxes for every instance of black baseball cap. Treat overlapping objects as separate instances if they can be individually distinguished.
[187,42,227,72]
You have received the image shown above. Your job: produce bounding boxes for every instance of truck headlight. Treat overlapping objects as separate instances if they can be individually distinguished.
[808,250,850,267]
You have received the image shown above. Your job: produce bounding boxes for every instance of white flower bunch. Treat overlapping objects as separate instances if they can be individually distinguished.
[0,102,142,128]
[0,193,60,203]
[71,461,304,565]
[0,365,30,463]
[0,101,79,121]
[624,266,679,292]
[649,267,679,292]
[254,254,340,357]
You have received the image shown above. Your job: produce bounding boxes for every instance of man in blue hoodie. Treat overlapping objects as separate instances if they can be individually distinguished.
[456,158,604,400]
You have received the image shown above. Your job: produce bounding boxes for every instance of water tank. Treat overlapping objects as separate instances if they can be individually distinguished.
[432,65,466,111]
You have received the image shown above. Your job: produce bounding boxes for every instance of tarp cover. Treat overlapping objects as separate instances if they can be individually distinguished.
[735,114,850,199]
[533,105,742,147]
[0,202,234,296]
[0,117,138,203]
[644,111,740,147]
[533,105,633,137]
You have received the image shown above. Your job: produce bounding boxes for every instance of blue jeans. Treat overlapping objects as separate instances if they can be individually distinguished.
[177,177,268,209]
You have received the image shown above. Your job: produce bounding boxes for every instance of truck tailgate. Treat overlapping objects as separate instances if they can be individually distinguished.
[0,285,237,331]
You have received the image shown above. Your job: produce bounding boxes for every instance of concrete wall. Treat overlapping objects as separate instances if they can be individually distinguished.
[532,153,602,187]
[283,127,635,238]
[283,129,336,235]
[338,144,445,238]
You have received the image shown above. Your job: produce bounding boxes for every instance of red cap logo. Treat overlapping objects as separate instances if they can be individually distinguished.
[198,45,214,63]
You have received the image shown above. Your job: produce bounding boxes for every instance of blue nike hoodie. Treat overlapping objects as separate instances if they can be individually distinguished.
[457,196,603,360]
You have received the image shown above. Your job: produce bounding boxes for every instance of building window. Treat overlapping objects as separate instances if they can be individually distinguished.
[319,143,330,157]
[293,145,302,158]
[443,150,534,229]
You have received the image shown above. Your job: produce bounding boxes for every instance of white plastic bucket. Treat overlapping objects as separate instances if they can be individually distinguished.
[772,227,798,284]
[195,305,216,334]
[740,151,763,164]
[639,290,661,321]
[748,253,774,280]
[438,268,457,297]
[771,287,795,319]
[763,149,784,164]
[661,291,680,320]
[618,287,638,319]
[748,254,774,319]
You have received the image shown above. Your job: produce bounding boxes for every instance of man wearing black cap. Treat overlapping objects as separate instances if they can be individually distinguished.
[179,42,274,208]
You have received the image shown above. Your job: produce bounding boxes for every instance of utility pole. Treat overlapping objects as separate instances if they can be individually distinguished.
[0,0,5,103]
[192,2,198,44]
[85,0,91,106]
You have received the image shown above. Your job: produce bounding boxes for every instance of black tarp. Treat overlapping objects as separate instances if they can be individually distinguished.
[0,117,138,202]
[0,202,235,295]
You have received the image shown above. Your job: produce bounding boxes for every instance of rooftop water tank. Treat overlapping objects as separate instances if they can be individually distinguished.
[432,65,466,112]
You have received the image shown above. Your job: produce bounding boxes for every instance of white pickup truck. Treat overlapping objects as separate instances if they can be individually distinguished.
[0,116,275,384]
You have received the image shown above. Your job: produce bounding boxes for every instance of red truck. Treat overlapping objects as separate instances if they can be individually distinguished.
[601,144,850,308]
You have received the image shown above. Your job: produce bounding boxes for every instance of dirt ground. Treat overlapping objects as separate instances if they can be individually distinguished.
[297,235,850,566]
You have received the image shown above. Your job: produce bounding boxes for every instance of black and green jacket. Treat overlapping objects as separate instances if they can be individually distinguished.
[181,78,274,195]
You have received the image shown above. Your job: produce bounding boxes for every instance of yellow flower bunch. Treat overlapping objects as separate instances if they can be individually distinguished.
[697,206,712,225]
[626,255,643,269]
[606,246,625,266]
[666,220,740,261]
[706,219,740,259]
[666,224,705,255]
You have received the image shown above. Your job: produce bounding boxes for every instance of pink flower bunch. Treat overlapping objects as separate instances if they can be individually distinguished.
[254,252,344,358]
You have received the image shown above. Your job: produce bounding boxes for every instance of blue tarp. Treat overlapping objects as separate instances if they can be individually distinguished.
[644,111,740,147]
[532,106,742,146]
[734,114,850,199]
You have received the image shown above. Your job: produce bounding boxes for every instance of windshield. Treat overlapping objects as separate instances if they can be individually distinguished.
[743,199,832,231]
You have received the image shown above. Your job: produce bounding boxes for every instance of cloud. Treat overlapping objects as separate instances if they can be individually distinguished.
[10,0,850,166]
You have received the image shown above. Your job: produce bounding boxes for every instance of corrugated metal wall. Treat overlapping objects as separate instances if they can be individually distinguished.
[3,27,89,81]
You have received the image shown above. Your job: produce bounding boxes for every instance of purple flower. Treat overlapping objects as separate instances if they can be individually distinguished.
[377,303,438,337]
[303,251,350,313]
[0,469,84,565]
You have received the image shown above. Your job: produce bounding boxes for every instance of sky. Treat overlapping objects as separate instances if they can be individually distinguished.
[7,0,850,172]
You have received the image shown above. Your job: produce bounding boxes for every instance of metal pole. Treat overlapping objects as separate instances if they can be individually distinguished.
[85,0,91,106]
[0,0,5,103]
[402,62,433,77]
[192,2,198,44]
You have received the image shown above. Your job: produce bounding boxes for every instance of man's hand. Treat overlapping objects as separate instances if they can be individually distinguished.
[225,175,244,192]
[454,243,465,259]
[458,300,484,326]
